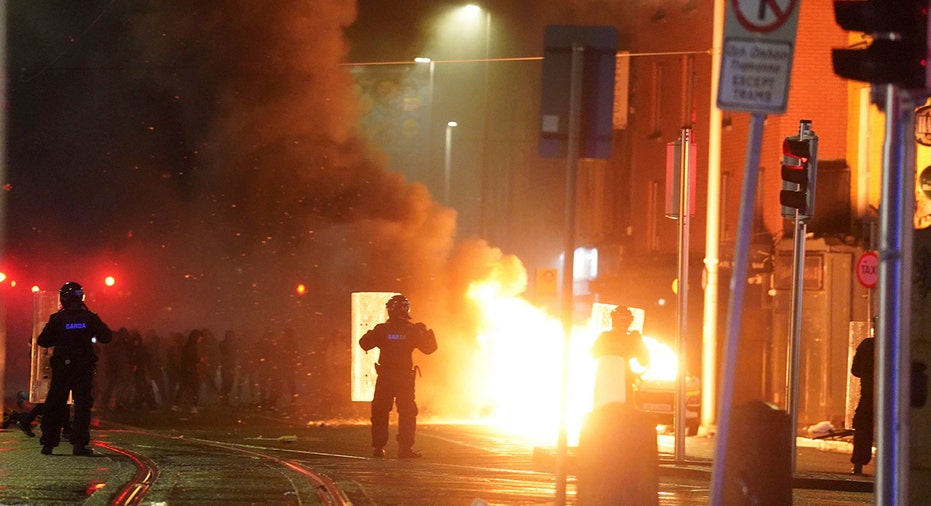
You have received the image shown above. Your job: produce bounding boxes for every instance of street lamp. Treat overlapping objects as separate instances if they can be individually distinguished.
[456,4,492,238]
[414,57,435,109]
[444,121,458,203]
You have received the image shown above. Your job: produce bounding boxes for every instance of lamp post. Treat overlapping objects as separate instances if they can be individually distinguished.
[463,4,492,239]
[414,57,435,114]
[444,121,457,204]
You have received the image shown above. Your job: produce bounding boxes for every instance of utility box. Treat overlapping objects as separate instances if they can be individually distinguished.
[769,238,870,427]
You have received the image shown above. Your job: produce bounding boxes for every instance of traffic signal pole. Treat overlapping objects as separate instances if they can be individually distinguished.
[830,0,929,501]
[675,126,692,462]
[783,119,818,472]
[786,191,806,473]
[876,84,916,506]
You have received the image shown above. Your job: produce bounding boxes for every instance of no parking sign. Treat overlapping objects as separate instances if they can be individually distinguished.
[718,0,800,114]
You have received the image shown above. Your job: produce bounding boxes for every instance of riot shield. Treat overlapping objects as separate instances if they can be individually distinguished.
[350,292,399,402]
[29,290,59,403]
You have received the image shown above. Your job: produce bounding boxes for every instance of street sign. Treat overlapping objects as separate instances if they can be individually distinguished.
[717,0,801,114]
[539,25,617,159]
[855,251,879,289]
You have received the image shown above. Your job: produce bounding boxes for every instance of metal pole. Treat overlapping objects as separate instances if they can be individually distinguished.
[786,119,811,472]
[709,112,766,505]
[555,43,584,506]
[787,216,806,471]
[675,126,691,461]
[479,10,492,240]
[876,84,914,506]
[444,122,456,204]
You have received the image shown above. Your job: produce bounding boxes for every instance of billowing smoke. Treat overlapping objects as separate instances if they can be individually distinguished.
[9,1,537,417]
[110,1,520,417]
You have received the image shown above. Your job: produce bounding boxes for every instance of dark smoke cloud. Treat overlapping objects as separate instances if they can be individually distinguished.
[5,1,533,415]
[116,1,470,325]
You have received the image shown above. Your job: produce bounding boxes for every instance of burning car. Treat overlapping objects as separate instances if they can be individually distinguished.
[633,375,701,435]
[632,336,701,435]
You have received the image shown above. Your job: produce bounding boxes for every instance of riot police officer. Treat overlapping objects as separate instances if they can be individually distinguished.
[359,294,437,459]
[38,282,113,456]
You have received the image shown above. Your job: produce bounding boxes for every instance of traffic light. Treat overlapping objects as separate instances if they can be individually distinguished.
[780,124,819,221]
[831,0,929,88]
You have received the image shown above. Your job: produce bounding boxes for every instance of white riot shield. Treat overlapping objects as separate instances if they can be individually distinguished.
[590,302,645,333]
[29,290,60,403]
[350,292,399,402]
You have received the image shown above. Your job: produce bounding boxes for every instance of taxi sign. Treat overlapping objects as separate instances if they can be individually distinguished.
[718,0,800,114]
[855,251,879,289]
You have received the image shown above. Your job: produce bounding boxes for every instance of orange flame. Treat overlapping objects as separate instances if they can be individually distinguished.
[464,277,679,446]
[465,278,600,445]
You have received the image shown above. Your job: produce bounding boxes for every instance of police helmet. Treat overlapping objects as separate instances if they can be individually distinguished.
[59,281,85,307]
[386,294,411,320]
[610,306,634,328]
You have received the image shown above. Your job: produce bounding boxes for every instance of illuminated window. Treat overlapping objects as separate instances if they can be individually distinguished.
[573,247,598,281]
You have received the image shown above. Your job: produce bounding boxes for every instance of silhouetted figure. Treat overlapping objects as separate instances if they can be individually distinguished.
[38,282,112,456]
[590,307,650,408]
[237,333,260,406]
[359,294,437,459]
[851,317,876,475]
[4,399,72,440]
[164,332,185,407]
[128,330,158,410]
[219,330,239,405]
[98,328,131,411]
[172,329,206,415]
[145,331,168,406]
[257,328,283,409]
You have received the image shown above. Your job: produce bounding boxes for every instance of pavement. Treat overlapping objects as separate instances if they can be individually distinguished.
[0,414,874,505]
[0,428,138,506]
[657,431,874,493]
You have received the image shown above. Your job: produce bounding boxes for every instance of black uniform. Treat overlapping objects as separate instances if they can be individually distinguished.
[38,305,112,451]
[359,317,437,453]
[851,336,875,471]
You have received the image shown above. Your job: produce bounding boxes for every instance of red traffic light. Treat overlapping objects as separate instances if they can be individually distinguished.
[831,0,928,87]
[780,129,819,220]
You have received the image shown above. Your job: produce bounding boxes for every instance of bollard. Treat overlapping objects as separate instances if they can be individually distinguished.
[576,403,658,505]
[723,400,792,506]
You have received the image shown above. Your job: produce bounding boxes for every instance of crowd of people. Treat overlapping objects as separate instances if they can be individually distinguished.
[91,326,353,417]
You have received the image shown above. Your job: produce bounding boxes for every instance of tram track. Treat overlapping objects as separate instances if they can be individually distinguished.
[93,425,352,505]
[95,417,561,505]
[93,440,159,506]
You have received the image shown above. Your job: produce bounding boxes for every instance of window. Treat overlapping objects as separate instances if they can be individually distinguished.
[648,179,663,251]
[649,62,665,139]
